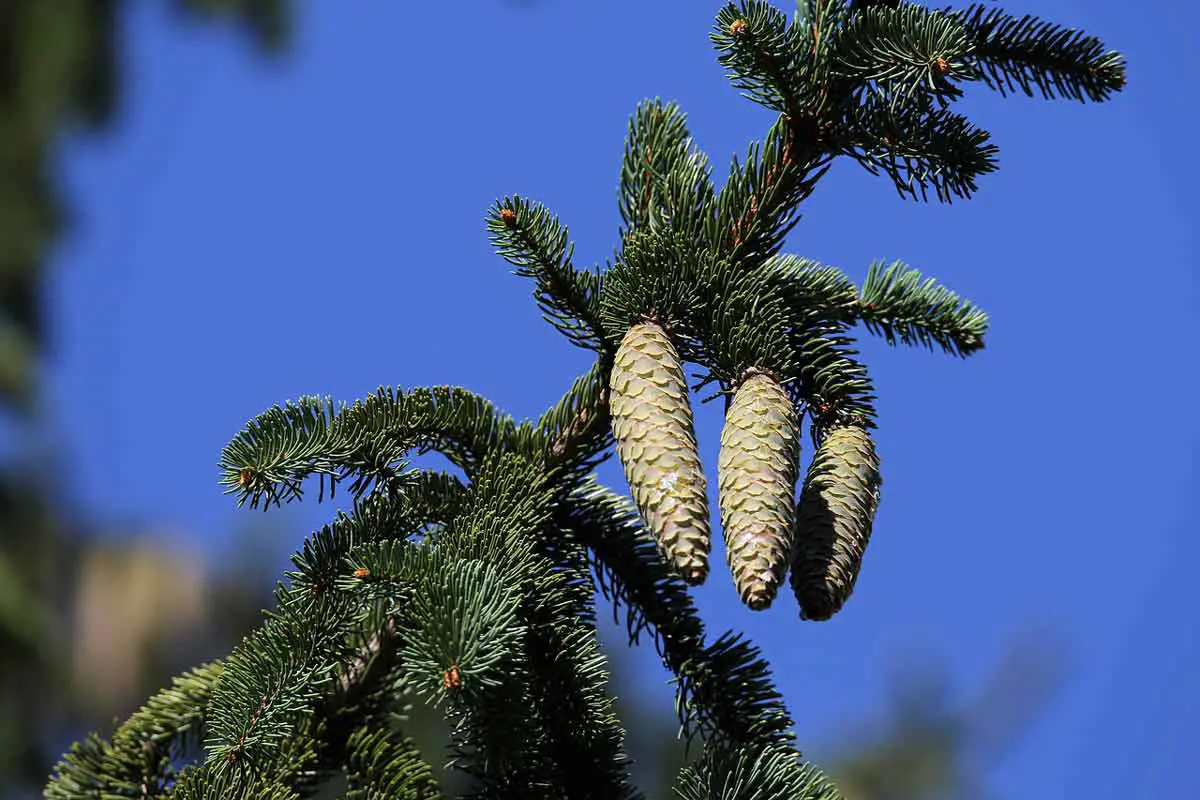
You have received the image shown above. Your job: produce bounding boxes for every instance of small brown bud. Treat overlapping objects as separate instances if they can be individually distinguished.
[500,207,517,227]
[729,18,747,36]
[442,664,462,690]
[353,567,371,579]
[934,57,950,75]
[238,469,253,487]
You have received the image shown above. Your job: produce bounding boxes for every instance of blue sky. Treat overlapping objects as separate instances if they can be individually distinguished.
[47,1,1197,796]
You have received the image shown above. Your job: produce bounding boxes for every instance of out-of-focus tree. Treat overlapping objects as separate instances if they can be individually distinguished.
[0,2,291,796]
[827,632,1067,800]
[0,0,289,409]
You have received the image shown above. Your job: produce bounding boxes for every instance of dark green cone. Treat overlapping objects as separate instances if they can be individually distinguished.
[790,425,881,621]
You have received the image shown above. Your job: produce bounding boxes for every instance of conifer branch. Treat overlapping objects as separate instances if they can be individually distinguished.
[488,196,608,352]
[165,731,321,800]
[166,765,305,800]
[386,469,471,528]
[522,592,641,800]
[792,327,879,438]
[947,3,1127,102]
[47,2,1128,795]
[319,618,409,757]
[339,484,544,789]
[434,452,551,572]
[535,359,613,477]
[710,3,848,269]
[343,728,441,799]
[856,259,987,356]
[700,262,796,388]
[503,528,638,793]
[618,100,696,237]
[600,229,711,348]
[835,92,998,201]
[523,494,638,798]
[46,473,456,797]
[285,474,462,620]
[205,589,360,772]
[833,4,972,102]
[393,549,526,710]
[766,254,860,325]
[765,254,878,430]
[207,468,466,777]
[848,0,901,10]
[410,453,638,794]
[714,0,851,120]
[675,740,843,800]
[315,571,445,795]
[45,662,223,798]
[712,1,806,116]
[563,483,795,750]
[658,156,723,255]
[709,115,832,269]
[220,386,516,508]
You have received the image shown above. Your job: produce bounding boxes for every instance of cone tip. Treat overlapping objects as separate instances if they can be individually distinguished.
[679,562,708,585]
[797,592,838,621]
[746,595,773,611]
[741,582,779,611]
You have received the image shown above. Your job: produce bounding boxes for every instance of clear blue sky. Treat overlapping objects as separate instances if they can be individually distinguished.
[46,1,1197,796]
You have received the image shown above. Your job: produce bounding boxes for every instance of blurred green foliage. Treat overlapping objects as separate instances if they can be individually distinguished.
[828,634,1065,800]
[0,2,289,795]
[0,0,288,412]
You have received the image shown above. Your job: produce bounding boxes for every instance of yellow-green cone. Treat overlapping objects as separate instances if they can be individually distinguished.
[609,322,711,584]
[717,371,799,610]
[790,425,881,621]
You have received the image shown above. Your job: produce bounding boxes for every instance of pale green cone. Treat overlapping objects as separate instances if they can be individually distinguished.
[609,322,711,584]
[790,424,881,621]
[717,371,799,610]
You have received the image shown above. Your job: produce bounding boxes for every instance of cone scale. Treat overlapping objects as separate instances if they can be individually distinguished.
[609,322,711,584]
[717,371,799,610]
[790,424,881,621]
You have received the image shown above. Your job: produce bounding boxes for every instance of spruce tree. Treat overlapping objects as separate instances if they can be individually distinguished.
[46,2,1124,797]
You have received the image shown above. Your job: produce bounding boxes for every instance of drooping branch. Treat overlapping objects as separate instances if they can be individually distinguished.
[561,482,796,751]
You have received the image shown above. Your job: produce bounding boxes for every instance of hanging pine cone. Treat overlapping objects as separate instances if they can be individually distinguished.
[790,424,881,621]
[717,370,799,610]
[609,322,711,584]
